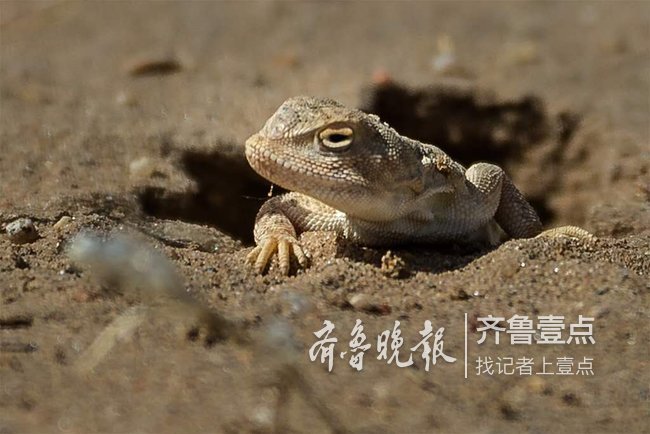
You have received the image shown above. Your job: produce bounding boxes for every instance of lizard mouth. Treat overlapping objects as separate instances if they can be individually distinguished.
[245,134,315,190]
[245,133,368,193]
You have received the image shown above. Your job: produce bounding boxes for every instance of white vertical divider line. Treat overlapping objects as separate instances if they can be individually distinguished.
[464,312,468,379]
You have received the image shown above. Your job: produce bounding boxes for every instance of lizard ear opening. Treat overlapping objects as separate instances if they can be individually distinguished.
[318,127,353,151]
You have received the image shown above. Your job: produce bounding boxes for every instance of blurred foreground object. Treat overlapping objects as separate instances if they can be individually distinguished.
[68,231,348,433]
[68,231,240,374]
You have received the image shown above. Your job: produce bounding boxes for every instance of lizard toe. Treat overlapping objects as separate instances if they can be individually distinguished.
[278,239,291,275]
[246,245,262,265]
[254,238,279,274]
[248,236,309,275]
[293,244,309,268]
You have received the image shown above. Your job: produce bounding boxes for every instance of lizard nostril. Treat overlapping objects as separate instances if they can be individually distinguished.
[271,122,286,136]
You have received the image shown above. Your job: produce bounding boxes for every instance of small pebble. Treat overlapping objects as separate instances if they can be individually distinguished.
[380,250,408,278]
[53,216,72,230]
[348,293,391,315]
[349,293,372,310]
[5,218,39,244]
[126,57,182,77]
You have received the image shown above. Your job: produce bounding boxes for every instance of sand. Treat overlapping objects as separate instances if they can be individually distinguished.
[1,2,648,433]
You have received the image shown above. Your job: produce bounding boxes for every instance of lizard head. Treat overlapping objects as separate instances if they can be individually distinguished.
[245,96,443,221]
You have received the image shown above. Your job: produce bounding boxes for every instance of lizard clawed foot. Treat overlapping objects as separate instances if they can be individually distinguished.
[247,235,309,275]
[535,225,595,240]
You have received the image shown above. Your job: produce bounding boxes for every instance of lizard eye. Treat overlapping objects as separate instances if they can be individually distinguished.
[318,127,353,151]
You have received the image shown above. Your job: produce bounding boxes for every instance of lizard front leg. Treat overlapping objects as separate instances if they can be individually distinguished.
[247,192,344,275]
[464,162,542,238]
[466,163,591,240]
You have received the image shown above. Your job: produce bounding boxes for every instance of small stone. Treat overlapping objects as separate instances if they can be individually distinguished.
[53,216,72,230]
[5,218,39,244]
[125,56,182,77]
[348,293,391,315]
[349,293,371,310]
[380,250,409,278]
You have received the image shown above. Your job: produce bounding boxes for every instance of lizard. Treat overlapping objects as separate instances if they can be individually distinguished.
[244,96,591,275]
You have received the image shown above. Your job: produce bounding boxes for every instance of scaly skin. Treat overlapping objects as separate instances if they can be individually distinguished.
[245,96,591,274]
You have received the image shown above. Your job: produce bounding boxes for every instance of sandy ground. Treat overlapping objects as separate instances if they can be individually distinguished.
[1,2,649,433]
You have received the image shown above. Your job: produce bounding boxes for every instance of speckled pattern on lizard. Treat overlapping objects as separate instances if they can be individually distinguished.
[245,96,591,275]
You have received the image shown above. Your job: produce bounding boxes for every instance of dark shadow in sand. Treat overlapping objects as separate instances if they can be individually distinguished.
[138,150,283,244]
[335,237,494,277]
[362,82,580,223]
